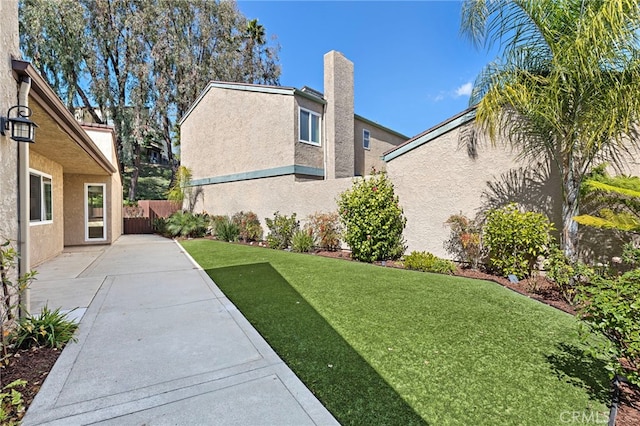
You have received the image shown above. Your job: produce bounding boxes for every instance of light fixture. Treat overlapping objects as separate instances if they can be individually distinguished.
[1,105,38,143]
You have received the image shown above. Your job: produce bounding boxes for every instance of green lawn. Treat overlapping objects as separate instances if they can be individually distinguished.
[182,240,610,425]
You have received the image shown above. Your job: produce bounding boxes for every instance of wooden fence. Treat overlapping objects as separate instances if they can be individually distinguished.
[123,200,181,235]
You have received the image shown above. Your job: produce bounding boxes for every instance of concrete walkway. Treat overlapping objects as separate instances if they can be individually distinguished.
[23,235,338,425]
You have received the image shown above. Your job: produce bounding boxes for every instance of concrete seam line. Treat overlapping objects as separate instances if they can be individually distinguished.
[174,239,203,270]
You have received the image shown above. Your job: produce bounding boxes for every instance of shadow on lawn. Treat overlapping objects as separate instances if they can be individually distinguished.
[206,262,427,425]
[546,342,611,405]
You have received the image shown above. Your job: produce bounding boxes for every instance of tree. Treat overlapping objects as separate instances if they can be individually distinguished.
[19,0,280,201]
[574,168,640,233]
[460,0,640,260]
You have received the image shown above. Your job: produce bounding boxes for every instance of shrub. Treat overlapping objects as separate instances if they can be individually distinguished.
[215,216,240,242]
[1,240,37,359]
[152,217,169,236]
[232,211,263,242]
[338,171,406,262]
[292,229,315,253]
[165,211,209,238]
[403,251,456,275]
[265,212,299,250]
[544,246,594,305]
[306,212,341,251]
[483,204,554,278]
[576,269,640,387]
[444,213,484,268]
[11,306,78,349]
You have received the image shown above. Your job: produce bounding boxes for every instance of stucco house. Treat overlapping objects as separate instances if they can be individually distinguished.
[1,0,122,314]
[180,50,408,222]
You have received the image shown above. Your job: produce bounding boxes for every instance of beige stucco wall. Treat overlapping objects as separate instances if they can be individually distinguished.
[194,175,353,234]
[29,151,64,266]
[354,118,407,176]
[386,123,565,259]
[0,0,19,245]
[181,87,296,181]
[294,95,324,171]
[63,174,120,246]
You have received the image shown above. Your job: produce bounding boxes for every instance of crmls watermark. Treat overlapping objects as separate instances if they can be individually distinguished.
[559,411,609,424]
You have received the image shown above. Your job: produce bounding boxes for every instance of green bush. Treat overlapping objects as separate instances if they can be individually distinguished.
[232,211,263,242]
[444,213,484,269]
[292,230,315,253]
[165,211,209,238]
[152,217,169,236]
[11,306,78,349]
[544,246,594,305]
[403,251,456,275]
[265,212,299,250]
[306,212,341,251]
[576,269,640,387]
[338,171,406,262]
[215,216,240,242]
[483,204,554,278]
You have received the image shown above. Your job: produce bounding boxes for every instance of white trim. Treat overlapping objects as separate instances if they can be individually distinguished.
[363,129,371,150]
[298,107,321,146]
[84,183,107,242]
[28,169,53,225]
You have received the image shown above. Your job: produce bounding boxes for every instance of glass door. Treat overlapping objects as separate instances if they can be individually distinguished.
[85,184,106,241]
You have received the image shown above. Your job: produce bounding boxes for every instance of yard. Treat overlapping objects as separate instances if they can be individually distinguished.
[182,240,610,425]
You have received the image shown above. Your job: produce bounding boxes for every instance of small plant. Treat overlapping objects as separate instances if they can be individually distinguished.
[232,211,263,242]
[544,246,594,305]
[576,269,640,387]
[403,251,456,275]
[338,171,406,262]
[152,217,169,236]
[483,204,554,278]
[444,213,484,269]
[0,379,27,425]
[265,212,299,250]
[215,217,240,242]
[306,212,341,251]
[11,306,78,349]
[1,240,37,360]
[165,211,209,238]
[292,229,316,253]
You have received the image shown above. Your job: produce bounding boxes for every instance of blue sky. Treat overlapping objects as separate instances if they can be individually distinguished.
[237,0,500,138]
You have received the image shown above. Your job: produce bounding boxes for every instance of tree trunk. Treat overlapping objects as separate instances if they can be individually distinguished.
[128,142,141,201]
[561,165,580,261]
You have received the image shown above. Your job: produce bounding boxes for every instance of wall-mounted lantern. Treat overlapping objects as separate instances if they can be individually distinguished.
[1,105,38,143]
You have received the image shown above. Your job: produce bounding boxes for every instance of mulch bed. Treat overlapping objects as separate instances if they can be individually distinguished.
[1,346,61,422]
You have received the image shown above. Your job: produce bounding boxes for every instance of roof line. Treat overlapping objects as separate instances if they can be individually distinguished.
[354,114,409,140]
[382,106,477,162]
[12,59,117,174]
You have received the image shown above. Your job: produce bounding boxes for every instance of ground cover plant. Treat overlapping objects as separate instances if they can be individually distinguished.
[183,239,610,425]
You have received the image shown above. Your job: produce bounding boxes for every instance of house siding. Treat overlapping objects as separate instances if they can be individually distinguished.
[181,87,296,183]
[294,95,324,173]
[0,0,19,248]
[63,174,120,246]
[29,151,64,266]
[354,118,406,176]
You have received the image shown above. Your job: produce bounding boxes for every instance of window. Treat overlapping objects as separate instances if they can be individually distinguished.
[363,129,371,150]
[299,108,321,145]
[30,171,52,223]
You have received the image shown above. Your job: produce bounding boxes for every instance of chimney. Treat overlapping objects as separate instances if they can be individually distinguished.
[324,51,354,179]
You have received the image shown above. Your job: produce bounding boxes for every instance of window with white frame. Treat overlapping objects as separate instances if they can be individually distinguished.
[363,129,371,150]
[30,171,52,223]
[299,108,321,145]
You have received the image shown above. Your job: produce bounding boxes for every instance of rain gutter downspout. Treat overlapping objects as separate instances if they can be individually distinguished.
[18,76,31,318]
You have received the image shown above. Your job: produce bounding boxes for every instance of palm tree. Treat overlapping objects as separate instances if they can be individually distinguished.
[461,0,640,260]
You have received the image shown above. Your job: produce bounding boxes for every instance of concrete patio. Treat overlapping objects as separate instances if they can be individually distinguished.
[23,234,338,425]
